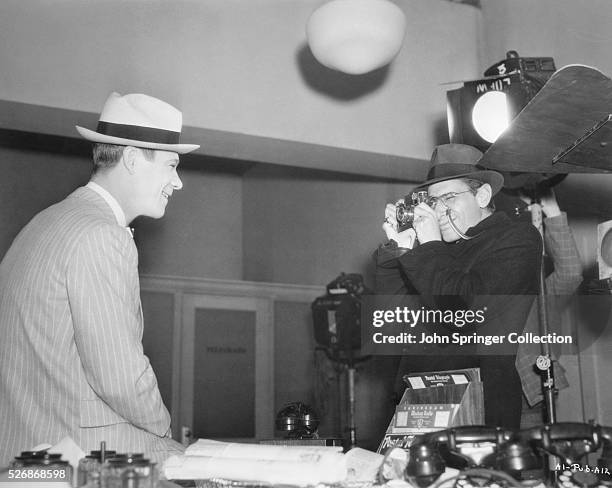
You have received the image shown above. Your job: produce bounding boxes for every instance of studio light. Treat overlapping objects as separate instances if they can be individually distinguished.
[306,0,407,75]
[447,51,556,151]
[311,272,370,355]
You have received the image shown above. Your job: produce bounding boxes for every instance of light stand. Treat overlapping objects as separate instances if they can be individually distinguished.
[346,353,357,449]
[311,273,372,449]
[320,346,370,450]
[529,201,560,486]
[342,352,372,449]
[528,201,558,425]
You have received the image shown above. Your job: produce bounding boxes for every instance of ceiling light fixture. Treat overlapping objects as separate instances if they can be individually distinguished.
[306,0,406,75]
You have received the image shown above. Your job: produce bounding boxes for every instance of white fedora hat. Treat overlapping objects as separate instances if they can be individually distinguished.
[76,92,199,154]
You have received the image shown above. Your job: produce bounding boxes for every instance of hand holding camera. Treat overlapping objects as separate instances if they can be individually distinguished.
[412,203,442,244]
[382,202,416,249]
[384,191,442,247]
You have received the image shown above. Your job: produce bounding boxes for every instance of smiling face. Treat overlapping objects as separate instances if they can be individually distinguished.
[131,148,182,219]
[427,178,491,242]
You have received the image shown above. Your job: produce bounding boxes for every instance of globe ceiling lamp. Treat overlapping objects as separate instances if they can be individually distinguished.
[306,0,407,75]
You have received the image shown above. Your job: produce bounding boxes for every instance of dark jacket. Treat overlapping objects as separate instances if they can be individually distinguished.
[375,211,543,429]
[375,211,542,298]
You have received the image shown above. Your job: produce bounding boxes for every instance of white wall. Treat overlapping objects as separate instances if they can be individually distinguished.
[0,0,481,162]
[481,0,612,75]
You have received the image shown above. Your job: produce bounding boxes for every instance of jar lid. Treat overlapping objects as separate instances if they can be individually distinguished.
[106,455,151,467]
[22,458,70,467]
[86,450,117,461]
[16,451,62,460]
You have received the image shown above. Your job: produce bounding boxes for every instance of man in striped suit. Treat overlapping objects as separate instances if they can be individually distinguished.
[0,93,199,466]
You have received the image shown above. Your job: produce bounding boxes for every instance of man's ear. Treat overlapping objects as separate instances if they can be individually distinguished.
[122,146,138,174]
[476,183,492,208]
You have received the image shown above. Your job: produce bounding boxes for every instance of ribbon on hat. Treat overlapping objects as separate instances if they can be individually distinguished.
[97,121,180,145]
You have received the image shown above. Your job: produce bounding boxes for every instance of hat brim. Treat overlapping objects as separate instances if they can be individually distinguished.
[414,170,504,195]
[76,126,199,155]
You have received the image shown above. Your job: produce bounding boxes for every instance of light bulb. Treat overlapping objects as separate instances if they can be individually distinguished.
[471,91,510,143]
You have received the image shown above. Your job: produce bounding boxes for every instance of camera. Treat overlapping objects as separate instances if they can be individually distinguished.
[396,191,434,231]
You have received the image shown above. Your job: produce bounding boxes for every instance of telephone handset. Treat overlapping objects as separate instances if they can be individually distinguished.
[406,426,523,487]
[405,423,612,488]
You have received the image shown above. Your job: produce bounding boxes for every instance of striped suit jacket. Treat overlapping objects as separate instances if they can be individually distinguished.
[0,186,181,467]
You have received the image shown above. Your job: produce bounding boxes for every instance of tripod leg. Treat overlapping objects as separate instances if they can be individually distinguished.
[347,366,357,449]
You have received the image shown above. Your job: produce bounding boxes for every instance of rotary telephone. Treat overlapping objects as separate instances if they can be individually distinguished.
[405,423,612,488]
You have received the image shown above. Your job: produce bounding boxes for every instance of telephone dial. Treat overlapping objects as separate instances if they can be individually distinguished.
[404,423,612,488]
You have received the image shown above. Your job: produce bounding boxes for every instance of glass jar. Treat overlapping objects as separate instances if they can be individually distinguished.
[77,450,117,487]
[9,451,63,468]
[101,455,157,488]
[18,453,73,484]
[8,451,42,468]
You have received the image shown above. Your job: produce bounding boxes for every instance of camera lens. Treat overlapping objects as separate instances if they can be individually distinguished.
[396,203,409,224]
[396,203,417,228]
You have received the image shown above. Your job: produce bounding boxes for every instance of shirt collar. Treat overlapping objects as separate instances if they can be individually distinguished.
[86,181,128,227]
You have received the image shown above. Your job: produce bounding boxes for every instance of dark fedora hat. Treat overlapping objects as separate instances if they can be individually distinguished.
[414,143,504,195]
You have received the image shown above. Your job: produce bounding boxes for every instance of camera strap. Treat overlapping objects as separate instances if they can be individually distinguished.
[447,209,482,241]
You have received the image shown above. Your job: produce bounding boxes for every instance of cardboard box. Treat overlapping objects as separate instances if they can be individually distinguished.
[377,368,484,452]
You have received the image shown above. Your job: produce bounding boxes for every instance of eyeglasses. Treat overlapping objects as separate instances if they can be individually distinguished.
[428,189,475,209]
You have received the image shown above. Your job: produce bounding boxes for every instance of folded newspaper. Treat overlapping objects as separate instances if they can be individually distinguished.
[163,439,383,486]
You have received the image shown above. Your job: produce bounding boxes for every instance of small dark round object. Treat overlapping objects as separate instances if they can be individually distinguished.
[275,402,319,438]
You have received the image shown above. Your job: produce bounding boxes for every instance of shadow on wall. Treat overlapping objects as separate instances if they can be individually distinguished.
[296,43,390,100]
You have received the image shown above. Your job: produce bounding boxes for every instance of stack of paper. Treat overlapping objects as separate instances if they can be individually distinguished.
[163,439,347,486]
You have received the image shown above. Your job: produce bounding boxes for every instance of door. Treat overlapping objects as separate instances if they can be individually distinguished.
[179,294,274,442]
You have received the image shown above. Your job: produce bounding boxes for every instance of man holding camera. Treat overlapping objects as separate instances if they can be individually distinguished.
[375,144,542,429]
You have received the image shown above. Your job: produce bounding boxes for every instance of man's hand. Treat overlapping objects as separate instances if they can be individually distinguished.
[383,202,416,249]
[412,203,442,244]
[519,187,561,218]
[539,188,561,218]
